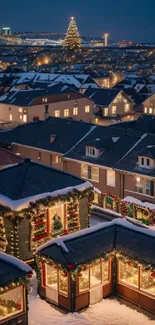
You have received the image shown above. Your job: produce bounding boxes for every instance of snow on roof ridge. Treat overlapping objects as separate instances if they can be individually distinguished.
[0,181,92,211]
[0,251,32,273]
[36,218,155,254]
[123,196,155,210]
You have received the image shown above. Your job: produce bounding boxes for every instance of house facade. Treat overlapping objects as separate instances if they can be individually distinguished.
[85,88,135,126]
[0,159,93,261]
[143,93,155,115]
[36,219,155,314]
[0,90,94,124]
[0,117,93,170]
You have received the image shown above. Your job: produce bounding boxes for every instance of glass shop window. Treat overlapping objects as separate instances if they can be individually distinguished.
[90,263,102,287]
[141,267,155,296]
[93,192,99,205]
[0,286,23,321]
[102,260,109,283]
[119,260,138,288]
[59,270,68,297]
[46,264,58,290]
[79,269,89,293]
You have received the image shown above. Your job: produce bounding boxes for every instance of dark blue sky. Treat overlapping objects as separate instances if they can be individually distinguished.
[1,0,155,42]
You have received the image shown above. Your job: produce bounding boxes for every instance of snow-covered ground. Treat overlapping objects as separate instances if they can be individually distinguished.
[29,273,155,325]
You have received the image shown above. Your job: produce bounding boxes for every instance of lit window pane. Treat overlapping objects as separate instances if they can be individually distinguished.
[59,270,68,297]
[119,260,138,288]
[85,105,90,113]
[0,286,23,321]
[23,114,27,123]
[55,110,60,117]
[79,269,89,292]
[73,107,78,115]
[91,166,99,182]
[46,264,58,290]
[64,109,69,117]
[102,260,109,283]
[141,267,155,295]
[106,170,115,187]
[112,106,116,114]
[81,164,88,179]
[90,264,102,287]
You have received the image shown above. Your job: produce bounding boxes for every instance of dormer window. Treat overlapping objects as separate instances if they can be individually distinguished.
[138,156,152,169]
[86,146,98,158]
[42,98,48,103]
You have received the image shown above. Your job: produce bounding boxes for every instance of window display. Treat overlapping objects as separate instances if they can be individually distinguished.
[141,268,155,295]
[79,269,89,293]
[102,260,109,283]
[119,260,138,288]
[90,264,101,287]
[46,264,58,290]
[0,286,23,320]
[59,270,68,297]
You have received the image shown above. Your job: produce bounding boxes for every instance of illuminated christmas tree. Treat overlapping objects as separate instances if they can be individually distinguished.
[64,17,82,51]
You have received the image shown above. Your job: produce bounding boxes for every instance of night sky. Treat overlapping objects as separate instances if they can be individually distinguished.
[0,0,155,42]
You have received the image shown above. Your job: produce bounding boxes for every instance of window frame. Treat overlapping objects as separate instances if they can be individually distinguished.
[73,107,78,115]
[55,110,60,117]
[118,259,155,298]
[112,106,117,115]
[104,108,108,116]
[0,285,24,321]
[106,169,116,187]
[64,109,69,117]
[78,259,111,294]
[85,105,90,113]
[124,103,130,112]
[23,114,27,123]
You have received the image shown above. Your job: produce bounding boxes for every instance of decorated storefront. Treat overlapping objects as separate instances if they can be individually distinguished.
[0,251,32,325]
[93,191,155,226]
[120,196,155,226]
[35,219,155,314]
[0,159,94,261]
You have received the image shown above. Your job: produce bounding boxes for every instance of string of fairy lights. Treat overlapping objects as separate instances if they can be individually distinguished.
[0,273,32,320]
[0,187,93,257]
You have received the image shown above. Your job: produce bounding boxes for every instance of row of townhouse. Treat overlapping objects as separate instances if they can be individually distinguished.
[0,72,136,126]
[0,114,155,205]
[0,84,94,124]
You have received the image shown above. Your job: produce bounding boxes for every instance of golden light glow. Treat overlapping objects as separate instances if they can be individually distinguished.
[136,176,141,183]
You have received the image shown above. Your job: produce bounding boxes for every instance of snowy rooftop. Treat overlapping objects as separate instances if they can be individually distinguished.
[37,219,155,267]
[0,251,32,286]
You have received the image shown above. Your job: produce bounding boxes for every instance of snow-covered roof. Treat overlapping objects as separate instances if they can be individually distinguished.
[0,251,32,273]
[0,181,91,211]
[37,218,155,254]
[123,196,155,210]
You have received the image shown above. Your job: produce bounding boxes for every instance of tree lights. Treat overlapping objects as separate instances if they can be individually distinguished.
[64,17,82,51]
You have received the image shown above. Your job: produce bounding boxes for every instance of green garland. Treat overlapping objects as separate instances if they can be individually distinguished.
[0,187,93,222]
[35,249,155,282]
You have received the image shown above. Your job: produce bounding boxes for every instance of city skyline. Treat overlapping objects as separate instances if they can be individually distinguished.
[0,0,155,42]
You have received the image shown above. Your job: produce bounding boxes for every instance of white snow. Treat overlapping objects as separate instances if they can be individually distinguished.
[0,251,32,273]
[0,181,92,211]
[29,273,155,325]
[37,218,155,254]
[94,187,101,194]
[123,196,155,210]
[91,205,122,217]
